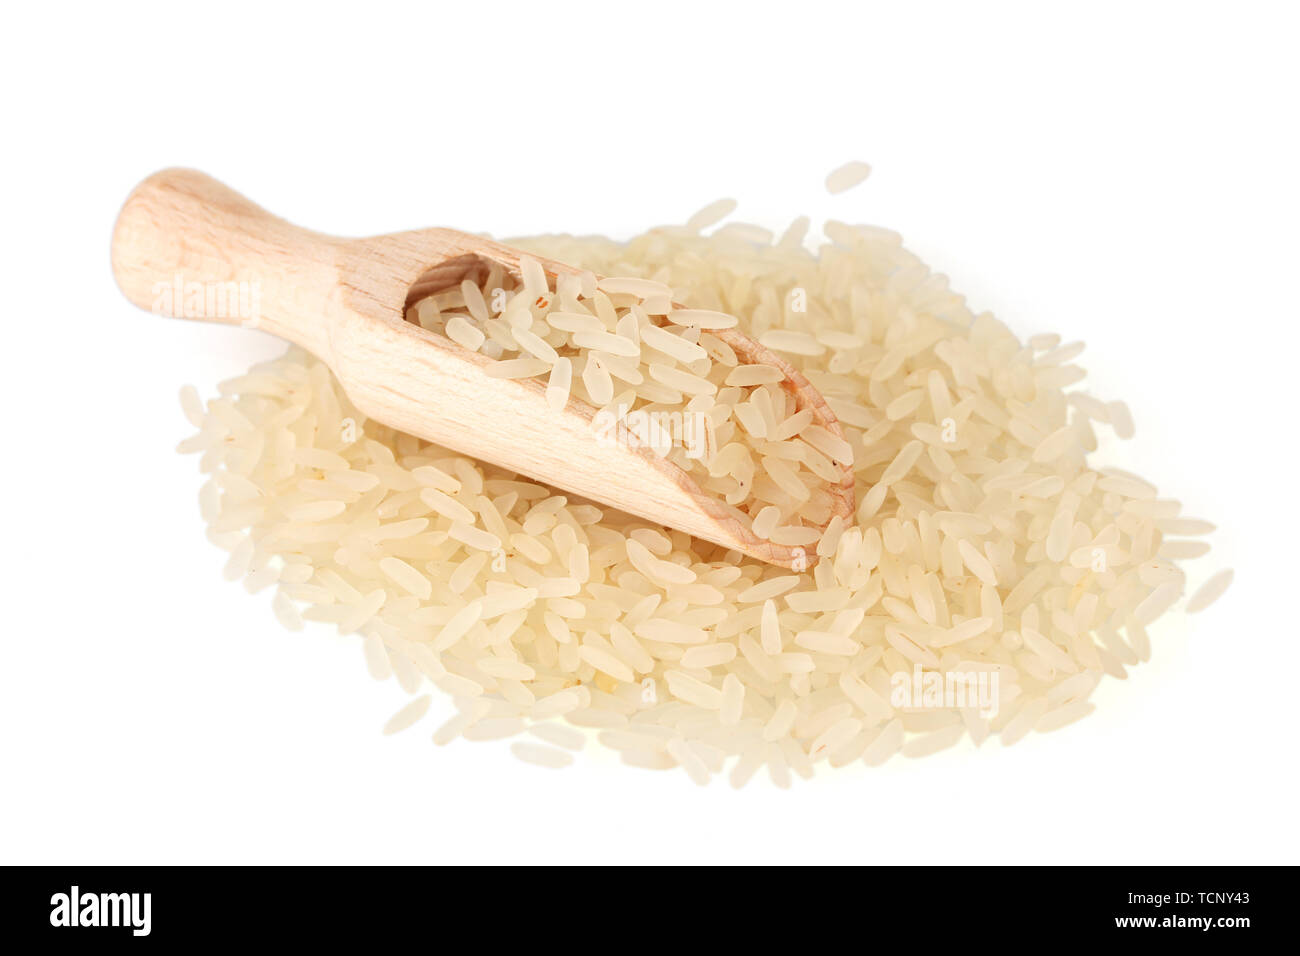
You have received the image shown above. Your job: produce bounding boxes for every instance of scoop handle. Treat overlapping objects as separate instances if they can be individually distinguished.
[110,168,340,356]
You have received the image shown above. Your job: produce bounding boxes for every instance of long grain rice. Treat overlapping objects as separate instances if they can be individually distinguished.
[180,167,1225,785]
[825,161,873,194]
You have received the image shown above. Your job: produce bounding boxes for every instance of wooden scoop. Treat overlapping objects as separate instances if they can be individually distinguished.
[111,169,855,568]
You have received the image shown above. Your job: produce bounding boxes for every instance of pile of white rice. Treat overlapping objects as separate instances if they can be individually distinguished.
[178,164,1231,785]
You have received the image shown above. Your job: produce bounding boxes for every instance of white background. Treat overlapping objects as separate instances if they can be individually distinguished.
[1,2,1296,865]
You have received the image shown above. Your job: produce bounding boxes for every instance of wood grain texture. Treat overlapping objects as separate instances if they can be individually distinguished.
[111,169,857,567]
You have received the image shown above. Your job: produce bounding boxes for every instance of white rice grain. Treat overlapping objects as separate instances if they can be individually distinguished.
[824,161,872,194]
[511,741,574,768]
[1185,569,1233,613]
[383,694,432,735]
